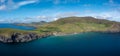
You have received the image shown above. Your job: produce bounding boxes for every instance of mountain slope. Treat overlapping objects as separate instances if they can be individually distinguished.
[36,17,120,34]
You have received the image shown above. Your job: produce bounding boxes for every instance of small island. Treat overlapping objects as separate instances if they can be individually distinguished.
[0,17,120,43]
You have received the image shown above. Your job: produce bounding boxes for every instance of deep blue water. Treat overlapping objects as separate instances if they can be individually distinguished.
[0,32,120,56]
[0,23,35,30]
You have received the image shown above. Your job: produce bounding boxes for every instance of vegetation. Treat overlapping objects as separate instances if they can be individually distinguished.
[1,16,120,36]
[35,17,120,34]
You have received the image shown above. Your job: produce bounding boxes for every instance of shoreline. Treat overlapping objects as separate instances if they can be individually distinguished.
[0,31,120,43]
[0,32,53,43]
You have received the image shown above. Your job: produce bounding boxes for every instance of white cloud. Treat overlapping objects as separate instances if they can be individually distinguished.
[109,0,114,3]
[99,0,120,22]
[87,10,120,22]
[0,0,39,10]
[53,0,80,5]
[83,4,91,7]
[1,10,120,23]
[104,0,120,6]
[15,15,53,23]
[37,15,47,18]
[17,0,38,6]
[55,12,80,18]
[0,5,6,10]
[0,19,5,22]
[0,0,5,3]
[53,0,60,5]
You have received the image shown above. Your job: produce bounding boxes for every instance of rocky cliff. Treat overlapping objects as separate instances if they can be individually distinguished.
[0,32,53,43]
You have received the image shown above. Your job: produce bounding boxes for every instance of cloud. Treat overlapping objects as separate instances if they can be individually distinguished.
[18,12,80,23]
[104,0,120,7]
[0,0,5,3]
[109,0,114,4]
[53,0,80,5]
[37,15,49,18]
[1,10,120,23]
[16,15,53,23]
[53,0,60,5]
[0,0,39,10]
[0,5,6,10]
[0,19,5,22]
[17,0,38,6]
[83,4,91,7]
[55,12,80,18]
[88,10,120,22]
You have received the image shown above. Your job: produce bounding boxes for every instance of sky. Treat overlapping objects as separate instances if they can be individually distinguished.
[0,0,120,23]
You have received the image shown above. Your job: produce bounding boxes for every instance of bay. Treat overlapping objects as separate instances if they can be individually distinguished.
[0,32,120,56]
[0,23,35,30]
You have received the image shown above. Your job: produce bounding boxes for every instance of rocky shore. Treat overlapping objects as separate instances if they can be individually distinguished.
[0,32,53,43]
[0,30,120,43]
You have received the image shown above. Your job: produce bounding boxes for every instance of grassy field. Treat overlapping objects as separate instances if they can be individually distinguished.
[34,17,120,34]
[0,17,120,36]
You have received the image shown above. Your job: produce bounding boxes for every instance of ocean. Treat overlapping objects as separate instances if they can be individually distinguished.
[0,32,120,56]
[0,23,35,30]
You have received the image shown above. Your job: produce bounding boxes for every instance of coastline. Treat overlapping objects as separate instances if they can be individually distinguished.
[1,17,120,43]
[0,30,120,43]
[0,32,53,43]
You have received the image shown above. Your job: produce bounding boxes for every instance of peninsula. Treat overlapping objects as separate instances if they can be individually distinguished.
[0,17,120,43]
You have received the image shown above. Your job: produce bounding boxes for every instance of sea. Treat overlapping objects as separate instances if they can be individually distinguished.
[0,23,35,30]
[0,23,120,56]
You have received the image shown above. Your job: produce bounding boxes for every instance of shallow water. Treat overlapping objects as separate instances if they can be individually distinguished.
[0,23,35,30]
[0,32,120,56]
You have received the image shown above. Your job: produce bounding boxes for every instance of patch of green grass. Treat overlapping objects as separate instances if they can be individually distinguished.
[1,17,120,36]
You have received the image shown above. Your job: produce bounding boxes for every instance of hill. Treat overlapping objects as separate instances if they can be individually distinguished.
[1,16,120,43]
[36,17,120,34]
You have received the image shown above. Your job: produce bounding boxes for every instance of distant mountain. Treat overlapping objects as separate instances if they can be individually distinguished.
[31,21,47,24]
[16,21,48,27]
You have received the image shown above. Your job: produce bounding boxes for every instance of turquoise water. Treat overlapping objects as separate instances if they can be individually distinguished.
[0,23,35,30]
[0,32,120,56]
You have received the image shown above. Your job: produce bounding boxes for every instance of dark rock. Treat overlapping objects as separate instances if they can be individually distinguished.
[0,32,53,43]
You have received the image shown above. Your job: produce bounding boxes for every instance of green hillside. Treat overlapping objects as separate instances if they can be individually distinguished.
[1,17,120,36]
[35,17,120,34]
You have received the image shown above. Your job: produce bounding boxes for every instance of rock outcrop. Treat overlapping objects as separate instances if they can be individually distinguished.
[0,32,53,43]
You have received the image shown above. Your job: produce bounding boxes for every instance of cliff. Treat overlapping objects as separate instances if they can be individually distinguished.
[0,32,52,43]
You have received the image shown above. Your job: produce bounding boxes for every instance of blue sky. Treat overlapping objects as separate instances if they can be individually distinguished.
[0,0,120,23]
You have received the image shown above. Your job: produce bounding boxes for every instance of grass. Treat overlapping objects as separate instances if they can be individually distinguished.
[0,16,120,36]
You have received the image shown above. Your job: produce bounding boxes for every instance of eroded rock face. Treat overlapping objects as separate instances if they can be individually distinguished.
[0,32,53,43]
[0,35,9,43]
[106,24,120,33]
